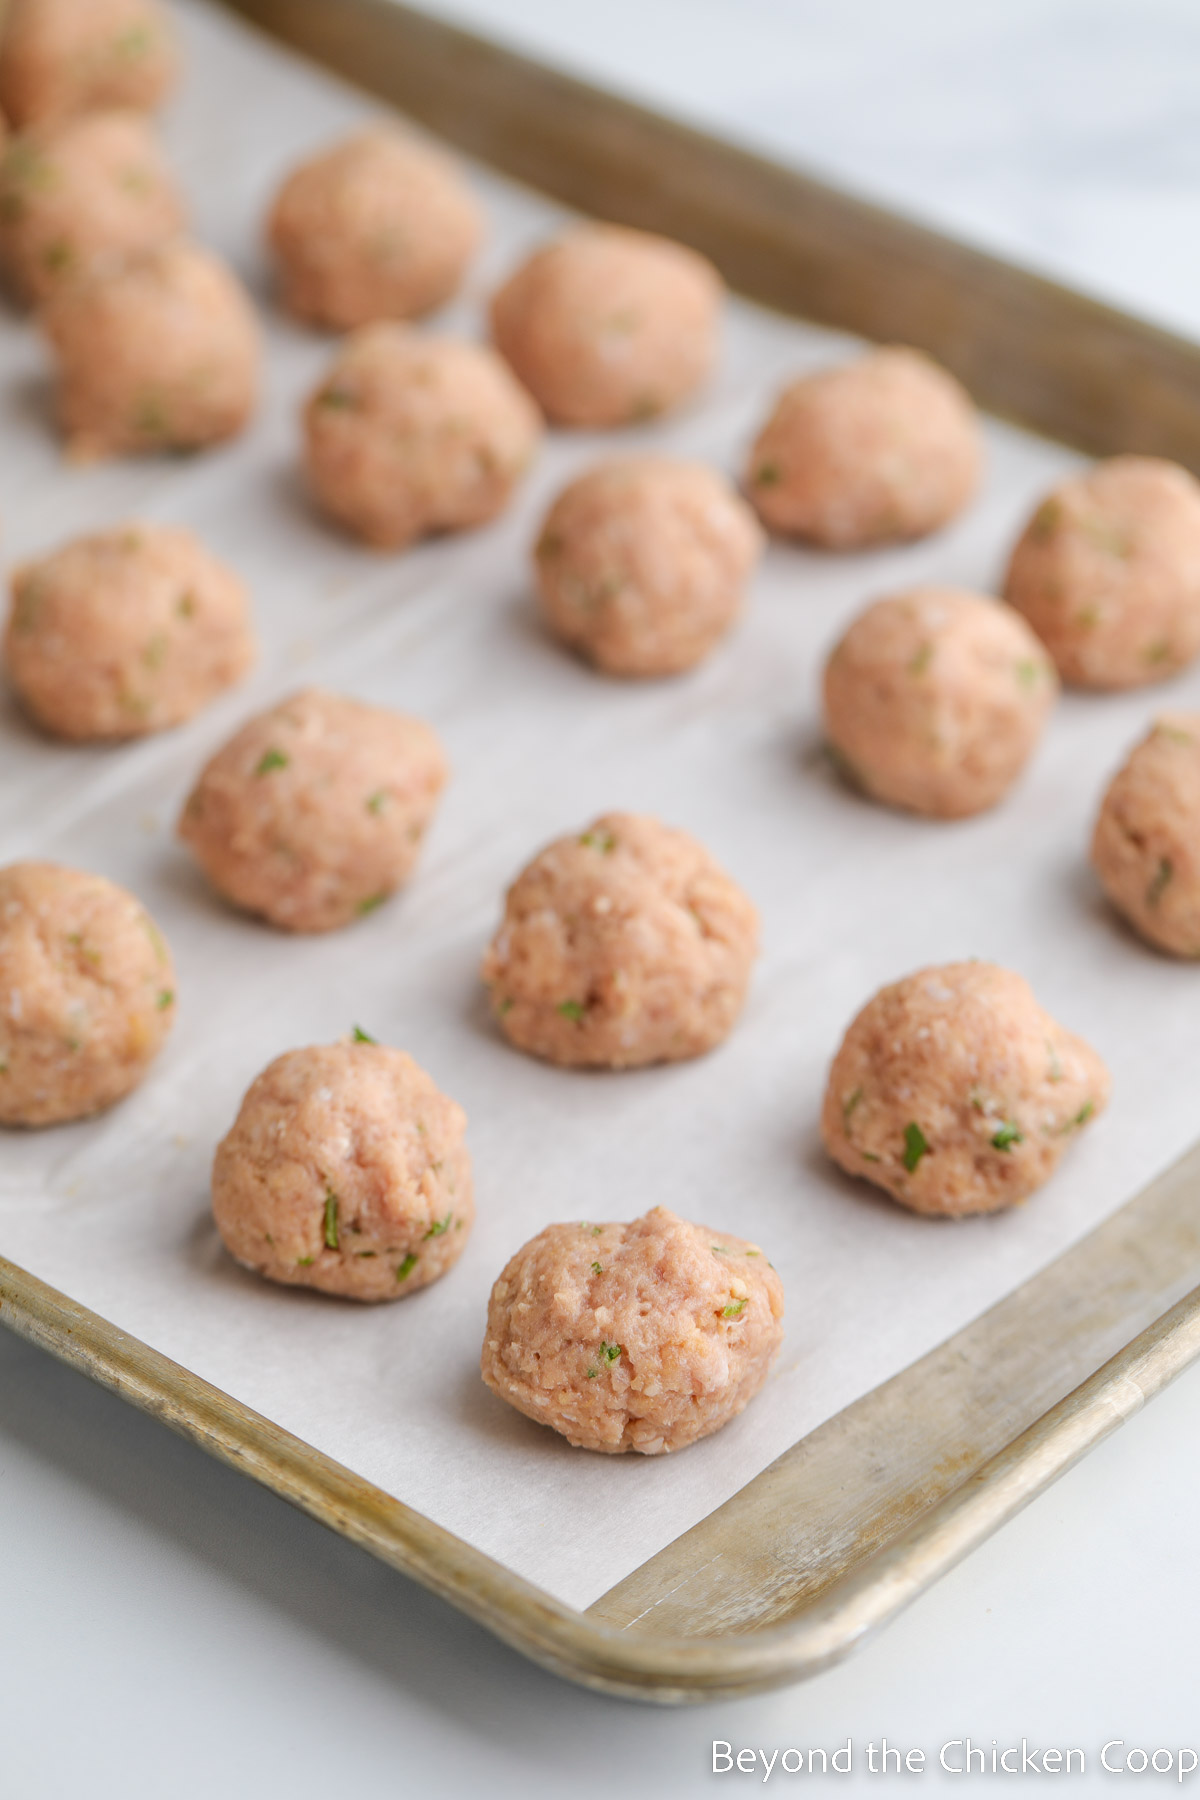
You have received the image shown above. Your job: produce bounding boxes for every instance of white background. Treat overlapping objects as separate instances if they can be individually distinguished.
[3,0,1200,1792]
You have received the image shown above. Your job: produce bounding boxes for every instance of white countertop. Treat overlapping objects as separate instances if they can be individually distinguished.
[4,2,1200,1793]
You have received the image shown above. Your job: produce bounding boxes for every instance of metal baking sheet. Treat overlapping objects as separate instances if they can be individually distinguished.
[3,0,1200,1700]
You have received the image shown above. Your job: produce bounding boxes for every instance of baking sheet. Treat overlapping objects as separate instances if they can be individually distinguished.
[2,0,1198,1615]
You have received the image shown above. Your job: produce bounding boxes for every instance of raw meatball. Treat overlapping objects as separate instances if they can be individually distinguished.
[534,458,763,677]
[1003,457,1200,690]
[304,325,541,548]
[40,239,260,461]
[481,1205,784,1454]
[0,860,175,1127]
[0,0,177,128]
[481,812,758,1068]
[179,687,448,933]
[0,109,183,304]
[490,223,722,427]
[212,1040,472,1301]
[746,346,981,548]
[821,961,1109,1218]
[822,586,1058,819]
[267,126,482,332]
[5,524,254,740]
[1091,713,1200,956]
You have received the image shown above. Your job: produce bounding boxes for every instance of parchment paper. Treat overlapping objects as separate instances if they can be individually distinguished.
[1,0,1197,1613]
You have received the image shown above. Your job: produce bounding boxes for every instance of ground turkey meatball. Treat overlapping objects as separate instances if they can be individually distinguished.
[534,458,763,677]
[0,860,175,1127]
[821,962,1109,1218]
[746,346,981,548]
[0,110,183,305]
[212,1040,472,1301]
[179,687,448,933]
[304,325,541,549]
[481,1205,784,1454]
[40,239,260,461]
[1091,713,1200,956]
[822,587,1058,818]
[267,126,482,332]
[0,0,177,129]
[5,524,254,739]
[1003,457,1200,690]
[490,223,722,428]
[481,812,758,1068]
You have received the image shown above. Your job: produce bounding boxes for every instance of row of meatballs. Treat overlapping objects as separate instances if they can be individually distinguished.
[0,832,1109,1454]
[8,502,1200,958]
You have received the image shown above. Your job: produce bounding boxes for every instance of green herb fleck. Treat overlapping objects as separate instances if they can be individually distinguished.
[255,747,288,776]
[842,1086,863,1130]
[1031,497,1062,541]
[366,790,389,815]
[177,591,196,619]
[356,892,387,916]
[355,1250,377,1258]
[316,385,357,410]
[579,828,617,853]
[1144,639,1173,666]
[1081,515,1132,558]
[424,1213,452,1239]
[395,1252,418,1282]
[496,996,514,1016]
[1016,659,1040,689]
[722,1298,747,1319]
[711,1245,728,1255]
[585,1366,598,1379]
[1061,1099,1095,1133]
[43,240,73,275]
[861,1151,882,1163]
[1147,858,1174,908]
[990,1121,1023,1152]
[556,998,587,1022]
[322,1188,340,1250]
[133,394,169,438]
[754,462,782,487]
[141,915,169,965]
[116,24,153,55]
[1159,723,1194,745]
[156,988,174,1011]
[902,1122,930,1173]
[909,643,933,676]
[598,1340,621,1365]
[296,1256,314,1267]
[352,1024,377,1043]
[1046,1040,1064,1083]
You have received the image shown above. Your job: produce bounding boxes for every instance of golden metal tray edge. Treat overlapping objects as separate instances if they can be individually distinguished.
[4,0,1200,1704]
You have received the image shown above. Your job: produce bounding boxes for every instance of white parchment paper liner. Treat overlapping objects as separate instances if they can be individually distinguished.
[1,0,1195,1611]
